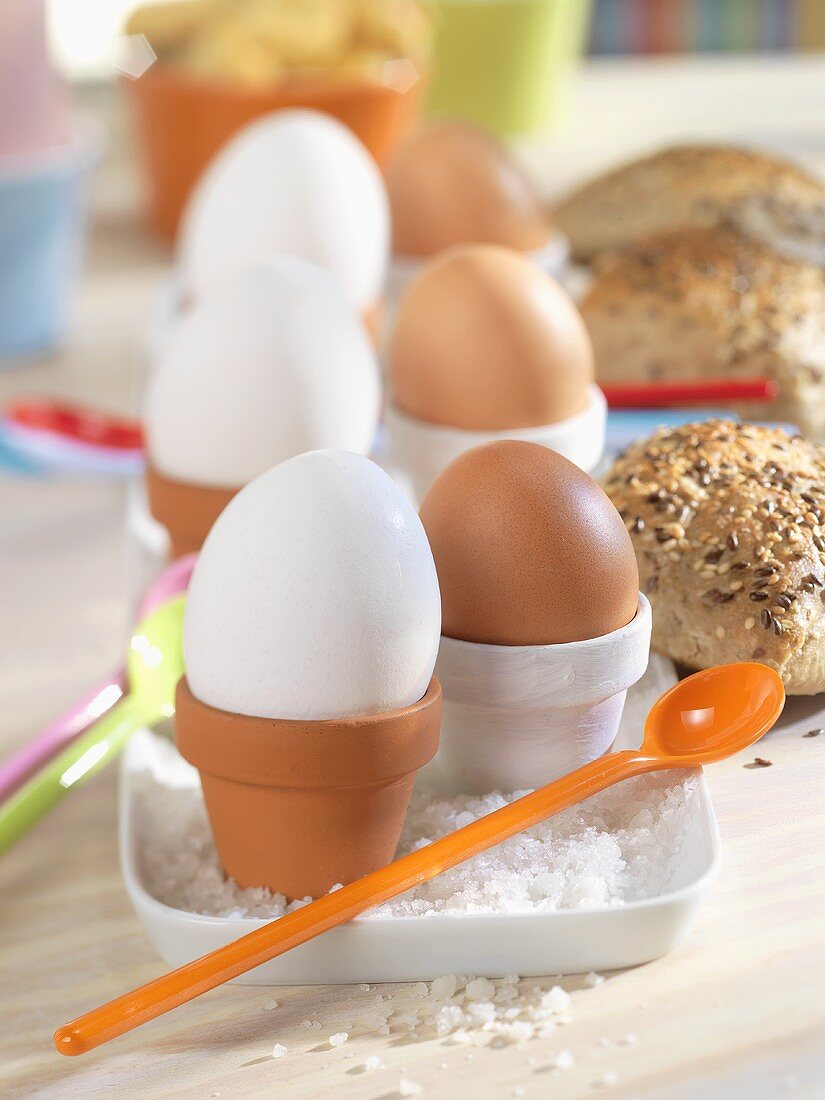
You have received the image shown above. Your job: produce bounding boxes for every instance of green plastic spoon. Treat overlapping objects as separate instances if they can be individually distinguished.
[0,595,185,856]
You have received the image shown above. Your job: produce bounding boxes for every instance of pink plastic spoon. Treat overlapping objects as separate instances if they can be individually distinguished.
[0,555,196,804]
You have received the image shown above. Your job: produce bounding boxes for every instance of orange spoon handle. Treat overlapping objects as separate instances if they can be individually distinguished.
[55,748,657,1056]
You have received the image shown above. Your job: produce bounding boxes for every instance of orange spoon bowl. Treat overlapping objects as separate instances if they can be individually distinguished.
[641,662,786,765]
[55,661,784,1057]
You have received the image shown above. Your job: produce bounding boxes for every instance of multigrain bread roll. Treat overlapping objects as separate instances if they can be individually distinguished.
[604,419,825,694]
[580,227,825,440]
[554,144,825,263]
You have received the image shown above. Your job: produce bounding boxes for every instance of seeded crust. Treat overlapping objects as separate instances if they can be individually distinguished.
[604,420,825,694]
[553,144,825,263]
[580,227,825,441]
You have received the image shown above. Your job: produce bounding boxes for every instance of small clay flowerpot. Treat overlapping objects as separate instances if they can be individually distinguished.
[125,64,425,242]
[145,464,237,558]
[175,677,442,898]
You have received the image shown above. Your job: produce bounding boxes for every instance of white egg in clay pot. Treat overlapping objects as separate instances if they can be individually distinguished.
[184,450,442,720]
[146,256,381,489]
[177,109,390,315]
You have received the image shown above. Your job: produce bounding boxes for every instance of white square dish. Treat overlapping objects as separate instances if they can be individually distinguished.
[119,655,721,984]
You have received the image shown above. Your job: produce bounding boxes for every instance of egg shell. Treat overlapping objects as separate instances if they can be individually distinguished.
[387,119,551,258]
[390,244,593,431]
[178,109,390,309]
[419,440,639,646]
[184,450,442,720]
[146,257,381,488]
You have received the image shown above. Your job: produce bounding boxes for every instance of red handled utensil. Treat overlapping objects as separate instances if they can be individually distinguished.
[602,378,778,409]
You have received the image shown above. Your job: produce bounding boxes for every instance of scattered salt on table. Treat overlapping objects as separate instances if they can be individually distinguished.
[399,1078,423,1096]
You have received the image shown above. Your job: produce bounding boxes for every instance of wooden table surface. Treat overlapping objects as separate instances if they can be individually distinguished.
[2,58,825,1100]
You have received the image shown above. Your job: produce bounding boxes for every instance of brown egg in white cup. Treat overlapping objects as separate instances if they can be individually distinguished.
[420,440,652,795]
[385,118,567,307]
[385,244,606,503]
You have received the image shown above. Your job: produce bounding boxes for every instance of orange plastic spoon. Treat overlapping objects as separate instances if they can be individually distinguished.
[55,662,783,1057]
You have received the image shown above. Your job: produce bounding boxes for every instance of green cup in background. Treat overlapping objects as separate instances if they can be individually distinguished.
[425,0,592,136]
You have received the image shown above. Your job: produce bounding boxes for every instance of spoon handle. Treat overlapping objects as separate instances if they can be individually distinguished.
[55,748,658,1056]
[0,671,125,804]
[0,694,150,856]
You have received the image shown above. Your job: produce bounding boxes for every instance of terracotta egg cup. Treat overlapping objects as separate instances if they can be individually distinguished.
[175,677,442,899]
[146,465,237,558]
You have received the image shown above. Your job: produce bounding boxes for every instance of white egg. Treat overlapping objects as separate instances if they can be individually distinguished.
[184,450,442,721]
[178,109,390,310]
[146,257,381,487]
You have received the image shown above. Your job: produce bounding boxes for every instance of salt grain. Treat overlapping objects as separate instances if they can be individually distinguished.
[399,1078,423,1096]
[552,1050,575,1071]
[431,974,458,1000]
[584,972,604,987]
[435,1005,465,1036]
[328,1032,348,1048]
[541,987,571,1013]
[271,1043,287,1059]
[362,1055,384,1071]
[508,1021,534,1043]
[466,977,496,1000]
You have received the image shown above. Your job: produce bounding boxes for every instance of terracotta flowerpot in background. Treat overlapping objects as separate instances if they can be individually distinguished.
[145,465,237,559]
[125,64,425,242]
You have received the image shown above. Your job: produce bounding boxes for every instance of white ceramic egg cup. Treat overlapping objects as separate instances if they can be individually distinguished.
[383,383,606,505]
[434,595,652,795]
[120,650,721,984]
[385,231,570,313]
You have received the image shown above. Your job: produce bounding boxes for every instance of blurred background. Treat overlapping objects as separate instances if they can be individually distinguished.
[48,0,825,80]
[4,1,825,668]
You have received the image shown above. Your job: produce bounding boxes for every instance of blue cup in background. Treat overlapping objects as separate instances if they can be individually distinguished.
[0,129,99,361]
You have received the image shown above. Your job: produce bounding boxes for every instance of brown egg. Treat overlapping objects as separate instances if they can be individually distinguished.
[390,244,593,430]
[420,440,639,646]
[387,119,552,257]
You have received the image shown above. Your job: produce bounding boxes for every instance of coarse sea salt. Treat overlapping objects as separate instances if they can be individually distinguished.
[261,972,583,1049]
[399,1078,423,1096]
[135,736,698,920]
